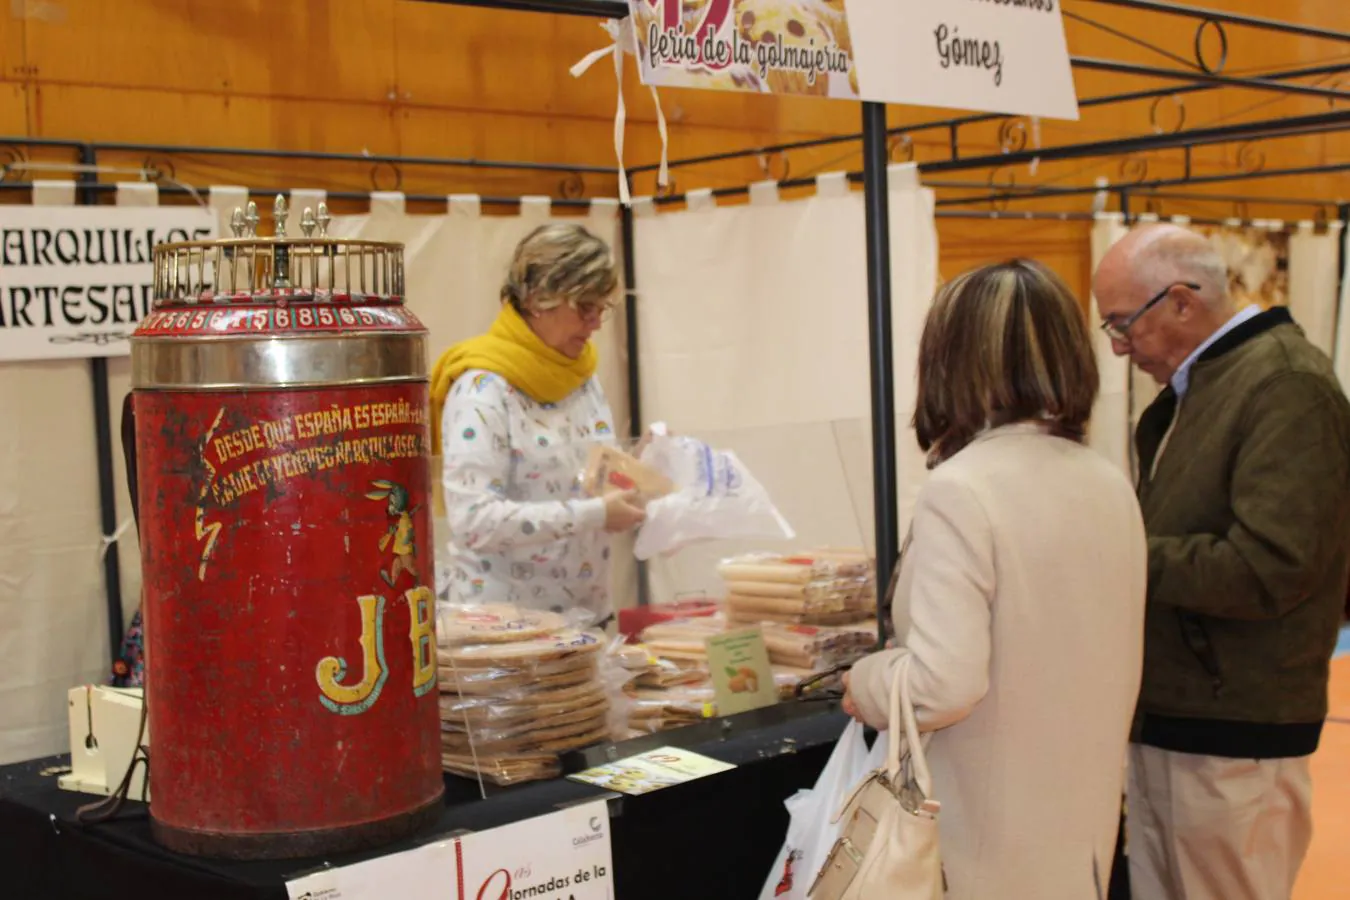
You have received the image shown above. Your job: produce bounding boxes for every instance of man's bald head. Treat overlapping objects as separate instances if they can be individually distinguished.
[1092,223,1238,385]
[1095,223,1232,315]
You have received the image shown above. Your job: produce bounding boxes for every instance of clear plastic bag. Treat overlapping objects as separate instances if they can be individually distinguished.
[631,434,795,560]
[434,602,612,789]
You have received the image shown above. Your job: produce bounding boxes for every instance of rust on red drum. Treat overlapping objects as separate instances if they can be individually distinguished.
[131,199,444,859]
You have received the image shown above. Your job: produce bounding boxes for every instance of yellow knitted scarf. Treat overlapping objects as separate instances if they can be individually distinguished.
[429,302,598,456]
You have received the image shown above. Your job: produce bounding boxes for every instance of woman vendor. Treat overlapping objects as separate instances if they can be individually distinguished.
[429,223,645,628]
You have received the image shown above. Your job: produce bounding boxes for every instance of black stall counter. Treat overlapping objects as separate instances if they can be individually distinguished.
[0,704,847,900]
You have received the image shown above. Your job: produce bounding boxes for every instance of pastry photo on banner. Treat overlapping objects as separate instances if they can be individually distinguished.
[1197,224,1290,311]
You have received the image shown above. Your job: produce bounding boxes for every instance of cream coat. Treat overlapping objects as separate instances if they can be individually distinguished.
[849,422,1146,900]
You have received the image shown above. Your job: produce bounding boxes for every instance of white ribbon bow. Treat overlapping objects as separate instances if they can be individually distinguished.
[571,17,670,206]
[100,516,136,562]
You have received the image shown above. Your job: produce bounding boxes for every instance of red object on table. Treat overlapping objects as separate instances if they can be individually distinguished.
[132,221,443,860]
[619,597,720,642]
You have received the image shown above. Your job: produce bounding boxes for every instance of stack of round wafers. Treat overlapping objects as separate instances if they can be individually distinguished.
[437,604,612,786]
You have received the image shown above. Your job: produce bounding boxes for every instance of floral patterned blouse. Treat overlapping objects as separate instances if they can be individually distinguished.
[437,370,618,623]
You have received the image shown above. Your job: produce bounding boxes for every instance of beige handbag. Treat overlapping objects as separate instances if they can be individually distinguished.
[808,654,944,899]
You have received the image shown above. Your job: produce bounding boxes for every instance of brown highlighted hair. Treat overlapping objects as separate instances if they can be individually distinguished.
[914,258,1099,468]
[501,224,618,314]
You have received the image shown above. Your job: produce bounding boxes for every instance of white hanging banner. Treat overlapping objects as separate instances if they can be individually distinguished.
[0,205,216,362]
[626,0,1079,120]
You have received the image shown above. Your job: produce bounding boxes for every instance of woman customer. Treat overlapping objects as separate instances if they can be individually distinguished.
[841,259,1146,899]
[429,224,645,627]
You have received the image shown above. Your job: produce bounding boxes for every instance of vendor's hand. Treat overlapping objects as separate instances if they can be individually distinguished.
[603,489,647,533]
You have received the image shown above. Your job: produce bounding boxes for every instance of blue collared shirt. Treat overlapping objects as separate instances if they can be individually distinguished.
[1171,305,1262,398]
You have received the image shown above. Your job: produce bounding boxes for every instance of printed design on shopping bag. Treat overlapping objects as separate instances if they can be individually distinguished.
[629,0,856,98]
[774,850,802,896]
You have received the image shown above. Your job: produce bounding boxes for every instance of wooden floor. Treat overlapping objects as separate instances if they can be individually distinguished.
[1293,636,1350,899]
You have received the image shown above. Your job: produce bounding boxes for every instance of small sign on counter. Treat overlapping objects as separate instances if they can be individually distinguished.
[706,626,779,716]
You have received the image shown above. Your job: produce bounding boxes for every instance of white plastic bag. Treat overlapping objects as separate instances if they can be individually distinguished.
[758,720,873,900]
[634,434,794,561]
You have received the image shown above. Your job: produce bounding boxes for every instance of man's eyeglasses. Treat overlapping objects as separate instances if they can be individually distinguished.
[1100,281,1201,343]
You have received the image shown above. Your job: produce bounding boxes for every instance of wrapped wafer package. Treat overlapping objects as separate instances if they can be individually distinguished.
[719,547,877,626]
[436,603,613,787]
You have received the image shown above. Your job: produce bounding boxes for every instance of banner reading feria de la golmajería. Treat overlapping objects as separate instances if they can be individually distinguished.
[626,0,1080,121]
[0,205,216,362]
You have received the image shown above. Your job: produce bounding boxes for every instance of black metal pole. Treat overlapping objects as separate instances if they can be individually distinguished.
[1069,57,1350,102]
[862,102,897,648]
[77,143,125,667]
[620,197,651,608]
[1081,0,1350,43]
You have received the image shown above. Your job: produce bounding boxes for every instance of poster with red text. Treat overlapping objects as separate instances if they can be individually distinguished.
[285,800,614,900]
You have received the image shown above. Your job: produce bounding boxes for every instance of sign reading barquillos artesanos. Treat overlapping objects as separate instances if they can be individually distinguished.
[626,0,1080,120]
[0,205,216,362]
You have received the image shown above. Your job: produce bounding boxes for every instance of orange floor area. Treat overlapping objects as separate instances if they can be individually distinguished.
[1293,654,1350,899]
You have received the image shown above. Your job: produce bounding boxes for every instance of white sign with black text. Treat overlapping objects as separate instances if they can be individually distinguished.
[847,0,1079,120]
[284,799,615,900]
[0,205,216,362]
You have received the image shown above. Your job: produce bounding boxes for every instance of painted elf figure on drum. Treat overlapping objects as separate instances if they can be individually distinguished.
[368,478,419,587]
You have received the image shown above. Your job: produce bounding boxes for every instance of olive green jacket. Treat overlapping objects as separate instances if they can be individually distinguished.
[1134,308,1350,759]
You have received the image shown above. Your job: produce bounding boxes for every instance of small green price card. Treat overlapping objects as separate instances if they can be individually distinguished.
[705,627,778,716]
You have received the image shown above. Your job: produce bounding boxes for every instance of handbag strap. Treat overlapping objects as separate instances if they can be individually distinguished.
[885,654,934,799]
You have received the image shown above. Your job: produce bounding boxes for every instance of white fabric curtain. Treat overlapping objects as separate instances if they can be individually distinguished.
[0,185,136,765]
[631,164,940,599]
[1088,213,1132,477]
[324,195,639,608]
[1335,224,1350,395]
[1288,220,1344,358]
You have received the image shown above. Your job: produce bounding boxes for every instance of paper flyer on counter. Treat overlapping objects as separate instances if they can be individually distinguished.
[568,746,736,796]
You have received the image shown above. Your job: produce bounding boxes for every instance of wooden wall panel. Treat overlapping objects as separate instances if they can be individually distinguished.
[938,219,1093,303]
[18,0,399,103]
[0,83,27,136]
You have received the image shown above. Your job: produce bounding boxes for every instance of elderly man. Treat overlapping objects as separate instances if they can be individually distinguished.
[1093,223,1350,900]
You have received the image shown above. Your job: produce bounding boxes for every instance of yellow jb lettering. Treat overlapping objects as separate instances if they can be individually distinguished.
[315,594,389,715]
[406,586,436,697]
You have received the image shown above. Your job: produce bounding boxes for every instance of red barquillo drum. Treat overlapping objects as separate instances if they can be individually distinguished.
[131,196,444,859]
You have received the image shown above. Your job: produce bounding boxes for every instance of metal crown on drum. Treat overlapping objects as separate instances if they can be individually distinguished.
[135,194,425,393]
[152,194,405,304]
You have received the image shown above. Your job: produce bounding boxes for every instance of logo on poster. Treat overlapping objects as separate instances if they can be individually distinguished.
[572,814,607,848]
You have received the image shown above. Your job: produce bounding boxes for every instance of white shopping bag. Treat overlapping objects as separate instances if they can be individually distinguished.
[634,434,794,561]
[758,720,874,900]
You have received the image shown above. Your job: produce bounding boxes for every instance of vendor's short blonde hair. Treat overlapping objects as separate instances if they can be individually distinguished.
[502,224,618,313]
[914,259,1098,467]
